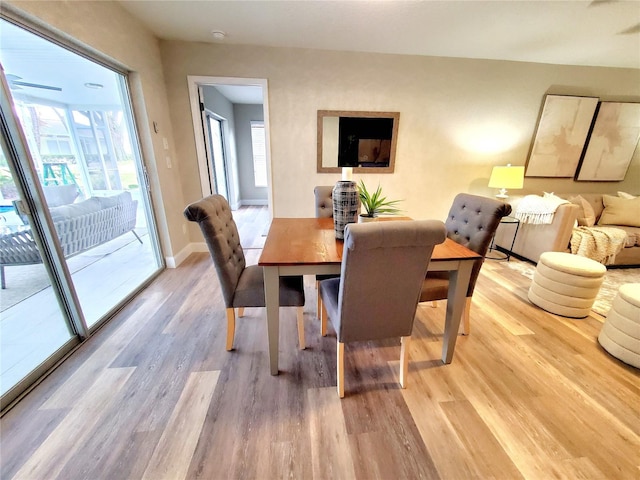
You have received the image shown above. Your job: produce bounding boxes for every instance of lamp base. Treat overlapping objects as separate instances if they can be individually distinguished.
[495,188,509,200]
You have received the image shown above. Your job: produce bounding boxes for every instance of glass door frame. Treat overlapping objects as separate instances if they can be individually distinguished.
[0,69,86,410]
[0,12,165,412]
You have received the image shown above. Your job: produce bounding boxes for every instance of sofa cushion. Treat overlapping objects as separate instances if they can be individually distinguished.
[568,195,596,227]
[43,184,80,207]
[614,225,640,247]
[96,191,132,209]
[49,197,103,221]
[598,195,640,228]
[618,191,636,199]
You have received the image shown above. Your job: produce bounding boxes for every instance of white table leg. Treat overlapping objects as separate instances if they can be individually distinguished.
[442,261,473,364]
[263,266,280,375]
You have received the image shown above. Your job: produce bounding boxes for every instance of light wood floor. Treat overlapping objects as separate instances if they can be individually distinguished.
[1,206,638,479]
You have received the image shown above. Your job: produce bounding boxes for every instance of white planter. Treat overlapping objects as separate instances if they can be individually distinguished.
[358,215,377,223]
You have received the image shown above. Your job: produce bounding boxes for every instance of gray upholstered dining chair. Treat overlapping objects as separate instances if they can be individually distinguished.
[319,220,446,398]
[314,186,340,322]
[419,193,512,335]
[314,185,334,219]
[184,194,306,351]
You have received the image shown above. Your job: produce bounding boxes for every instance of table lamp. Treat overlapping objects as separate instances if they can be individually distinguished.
[488,164,524,200]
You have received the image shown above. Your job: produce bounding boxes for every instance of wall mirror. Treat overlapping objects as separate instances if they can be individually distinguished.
[317,110,399,174]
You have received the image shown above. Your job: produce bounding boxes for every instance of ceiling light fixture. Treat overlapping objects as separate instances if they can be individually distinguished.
[84,82,103,89]
[211,30,226,40]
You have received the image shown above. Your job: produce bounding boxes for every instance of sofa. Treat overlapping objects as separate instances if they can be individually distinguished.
[0,191,140,288]
[494,192,640,267]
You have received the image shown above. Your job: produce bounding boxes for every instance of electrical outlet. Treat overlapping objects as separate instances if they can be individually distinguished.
[162,137,169,150]
[166,156,172,169]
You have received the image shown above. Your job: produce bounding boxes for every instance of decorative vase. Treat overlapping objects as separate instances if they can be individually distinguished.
[332,180,359,239]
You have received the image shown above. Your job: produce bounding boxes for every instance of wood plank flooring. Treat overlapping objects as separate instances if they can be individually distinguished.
[1,206,638,479]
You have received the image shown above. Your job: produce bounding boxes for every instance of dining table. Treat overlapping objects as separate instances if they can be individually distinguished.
[258,217,482,375]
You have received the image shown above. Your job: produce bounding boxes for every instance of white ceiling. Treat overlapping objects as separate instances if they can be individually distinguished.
[211,84,264,104]
[118,0,640,69]
[0,19,123,107]
[1,1,637,109]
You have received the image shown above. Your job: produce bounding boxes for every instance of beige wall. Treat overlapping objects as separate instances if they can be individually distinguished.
[6,0,187,261]
[7,1,640,262]
[162,41,640,233]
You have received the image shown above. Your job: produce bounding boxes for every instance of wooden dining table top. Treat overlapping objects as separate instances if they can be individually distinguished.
[258,217,481,266]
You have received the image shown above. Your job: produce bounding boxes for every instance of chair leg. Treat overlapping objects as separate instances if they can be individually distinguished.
[225,308,236,351]
[337,341,345,398]
[320,299,328,337]
[237,307,245,317]
[460,297,471,335]
[400,336,411,388]
[316,281,321,320]
[131,229,143,244]
[297,307,305,350]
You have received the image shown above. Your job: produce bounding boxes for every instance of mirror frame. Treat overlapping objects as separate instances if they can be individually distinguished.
[317,110,400,174]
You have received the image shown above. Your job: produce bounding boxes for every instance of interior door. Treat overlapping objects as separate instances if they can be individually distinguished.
[207,114,229,199]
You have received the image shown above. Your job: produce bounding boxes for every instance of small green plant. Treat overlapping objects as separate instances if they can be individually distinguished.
[357,179,402,217]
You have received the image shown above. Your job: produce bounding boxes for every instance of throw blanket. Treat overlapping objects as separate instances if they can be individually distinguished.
[570,226,628,265]
[515,194,568,224]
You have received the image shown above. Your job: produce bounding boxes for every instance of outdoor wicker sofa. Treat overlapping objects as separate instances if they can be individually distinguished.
[0,191,140,289]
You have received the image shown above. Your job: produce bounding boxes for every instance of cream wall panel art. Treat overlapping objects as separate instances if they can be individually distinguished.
[576,102,640,181]
[525,95,599,177]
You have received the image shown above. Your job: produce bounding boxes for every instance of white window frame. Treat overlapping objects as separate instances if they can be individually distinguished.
[250,121,267,188]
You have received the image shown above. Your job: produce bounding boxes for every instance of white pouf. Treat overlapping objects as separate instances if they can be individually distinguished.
[598,283,640,368]
[528,252,606,318]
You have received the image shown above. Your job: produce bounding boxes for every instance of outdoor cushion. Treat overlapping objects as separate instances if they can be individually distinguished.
[49,197,102,221]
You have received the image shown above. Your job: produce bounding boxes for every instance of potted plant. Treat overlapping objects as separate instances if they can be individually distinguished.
[357,179,402,221]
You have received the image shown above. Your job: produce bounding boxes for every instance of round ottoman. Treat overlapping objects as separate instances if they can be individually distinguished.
[598,283,640,368]
[528,252,606,318]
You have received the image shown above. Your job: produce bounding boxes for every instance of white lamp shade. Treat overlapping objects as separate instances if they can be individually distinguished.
[488,165,525,190]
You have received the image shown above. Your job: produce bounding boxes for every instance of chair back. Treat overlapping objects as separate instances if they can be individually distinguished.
[445,193,512,294]
[335,220,446,343]
[183,195,245,306]
[314,186,334,218]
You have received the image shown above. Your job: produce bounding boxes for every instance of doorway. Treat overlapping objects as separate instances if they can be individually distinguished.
[188,76,272,214]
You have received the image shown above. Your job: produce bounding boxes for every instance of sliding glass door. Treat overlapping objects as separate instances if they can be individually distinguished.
[0,117,77,402]
[0,18,163,408]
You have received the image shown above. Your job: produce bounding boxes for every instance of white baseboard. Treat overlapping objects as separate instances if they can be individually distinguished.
[165,242,208,268]
[239,199,268,206]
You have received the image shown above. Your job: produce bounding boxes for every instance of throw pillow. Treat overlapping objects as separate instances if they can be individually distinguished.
[598,195,640,228]
[618,191,637,199]
[97,191,132,209]
[50,197,102,221]
[568,195,596,227]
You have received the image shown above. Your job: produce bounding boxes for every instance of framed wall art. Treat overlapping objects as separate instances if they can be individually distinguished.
[575,102,640,182]
[525,94,599,178]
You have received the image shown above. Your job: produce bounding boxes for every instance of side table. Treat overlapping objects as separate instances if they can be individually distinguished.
[486,215,520,261]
